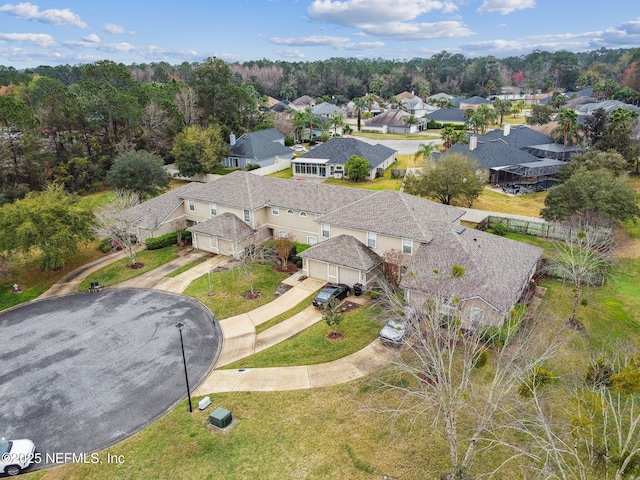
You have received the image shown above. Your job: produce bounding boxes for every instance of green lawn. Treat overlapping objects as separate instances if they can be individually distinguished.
[224,304,381,369]
[183,263,289,319]
[78,247,181,289]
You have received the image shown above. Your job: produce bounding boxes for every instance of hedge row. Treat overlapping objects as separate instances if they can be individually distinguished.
[145,230,191,250]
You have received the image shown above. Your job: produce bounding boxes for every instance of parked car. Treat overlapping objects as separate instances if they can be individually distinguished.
[292,145,308,153]
[380,319,407,347]
[312,283,350,308]
[1,437,36,476]
[380,306,415,347]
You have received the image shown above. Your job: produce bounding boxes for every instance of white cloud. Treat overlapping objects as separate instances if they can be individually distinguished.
[275,49,305,59]
[335,41,385,50]
[477,0,535,15]
[0,32,55,47]
[0,2,87,28]
[103,23,133,35]
[269,35,351,46]
[308,0,457,26]
[358,20,473,40]
[83,33,100,43]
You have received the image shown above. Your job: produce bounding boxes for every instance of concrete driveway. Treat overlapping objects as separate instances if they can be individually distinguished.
[0,288,221,468]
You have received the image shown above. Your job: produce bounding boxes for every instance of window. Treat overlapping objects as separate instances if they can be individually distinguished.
[402,238,413,255]
[187,199,195,212]
[299,211,307,218]
[210,203,217,216]
[470,308,484,328]
[272,206,279,216]
[287,209,294,215]
[243,209,250,222]
[321,223,330,238]
[307,236,317,246]
[367,232,377,248]
[279,231,288,238]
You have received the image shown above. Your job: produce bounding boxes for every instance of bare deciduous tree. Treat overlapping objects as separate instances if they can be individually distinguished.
[547,213,614,329]
[140,101,174,154]
[174,85,200,127]
[93,191,141,266]
[370,275,560,480]
[234,240,263,296]
[488,342,640,480]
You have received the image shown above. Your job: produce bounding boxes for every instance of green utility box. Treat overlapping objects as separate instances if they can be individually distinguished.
[209,407,233,428]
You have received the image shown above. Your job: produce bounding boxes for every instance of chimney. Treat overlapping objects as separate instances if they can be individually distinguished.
[229,133,236,145]
[503,123,511,136]
[469,135,478,151]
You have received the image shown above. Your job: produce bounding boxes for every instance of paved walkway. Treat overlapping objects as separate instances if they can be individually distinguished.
[45,252,392,396]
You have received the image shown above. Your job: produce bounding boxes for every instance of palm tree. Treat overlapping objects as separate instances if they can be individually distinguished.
[294,108,322,142]
[403,114,419,130]
[414,142,436,165]
[492,99,512,124]
[441,127,468,150]
[352,97,366,132]
[279,84,297,102]
[552,108,581,161]
[327,114,344,137]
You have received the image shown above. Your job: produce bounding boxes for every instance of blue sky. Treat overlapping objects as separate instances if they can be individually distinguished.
[0,0,639,69]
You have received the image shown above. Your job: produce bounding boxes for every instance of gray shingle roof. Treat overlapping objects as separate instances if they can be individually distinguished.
[187,212,255,240]
[443,138,544,169]
[291,95,315,106]
[185,171,371,214]
[129,182,204,229]
[400,225,543,313]
[298,137,396,169]
[365,109,413,127]
[317,190,464,242]
[299,234,382,271]
[481,125,553,148]
[425,109,467,123]
[312,102,344,116]
[229,128,292,160]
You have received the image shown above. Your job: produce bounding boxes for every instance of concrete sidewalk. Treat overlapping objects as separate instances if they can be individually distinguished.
[42,249,393,396]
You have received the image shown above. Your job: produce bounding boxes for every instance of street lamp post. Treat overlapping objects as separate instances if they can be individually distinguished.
[175,321,193,413]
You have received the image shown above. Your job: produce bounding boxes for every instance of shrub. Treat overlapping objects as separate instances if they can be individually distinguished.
[146,230,191,250]
[295,243,311,254]
[585,358,613,388]
[246,164,260,171]
[492,222,509,236]
[473,349,489,369]
[519,364,554,398]
[98,237,113,253]
[284,136,295,146]
[427,119,443,129]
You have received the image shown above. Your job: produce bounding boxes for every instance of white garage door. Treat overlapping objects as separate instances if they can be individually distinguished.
[308,260,328,281]
[338,267,360,287]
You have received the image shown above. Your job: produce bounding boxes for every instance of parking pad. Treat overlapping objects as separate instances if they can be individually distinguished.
[0,288,221,468]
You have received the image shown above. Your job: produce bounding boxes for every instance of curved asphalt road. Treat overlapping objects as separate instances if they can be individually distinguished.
[0,288,221,468]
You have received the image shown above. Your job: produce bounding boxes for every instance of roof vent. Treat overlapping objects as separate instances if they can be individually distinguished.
[456,227,466,234]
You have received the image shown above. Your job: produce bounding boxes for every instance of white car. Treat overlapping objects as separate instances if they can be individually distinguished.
[380,319,407,347]
[1,438,36,476]
[292,145,307,153]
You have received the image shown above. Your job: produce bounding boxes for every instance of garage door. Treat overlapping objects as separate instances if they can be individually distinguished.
[338,267,360,287]
[308,260,328,281]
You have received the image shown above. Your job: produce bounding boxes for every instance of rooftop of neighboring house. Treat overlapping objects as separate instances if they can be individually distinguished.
[441,135,546,169]
[365,109,415,127]
[290,95,315,107]
[297,137,396,169]
[187,212,255,240]
[424,109,467,123]
[228,128,292,160]
[481,125,553,149]
[312,102,344,116]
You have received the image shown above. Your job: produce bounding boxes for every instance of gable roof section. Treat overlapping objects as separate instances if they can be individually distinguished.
[299,234,382,271]
[482,125,553,148]
[317,190,464,243]
[291,95,315,106]
[312,102,344,116]
[461,95,490,105]
[129,181,204,229]
[229,128,291,160]
[187,212,255,241]
[185,171,371,214]
[444,138,544,169]
[400,225,543,313]
[425,109,466,123]
[298,137,396,169]
[365,109,413,127]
